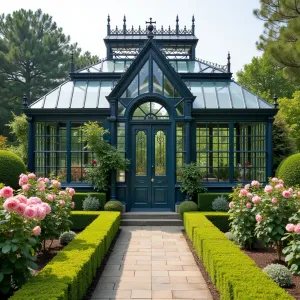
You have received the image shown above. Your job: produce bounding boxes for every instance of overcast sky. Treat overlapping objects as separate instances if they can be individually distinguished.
[1,0,264,76]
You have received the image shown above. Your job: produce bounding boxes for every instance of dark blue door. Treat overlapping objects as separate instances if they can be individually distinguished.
[132,124,171,209]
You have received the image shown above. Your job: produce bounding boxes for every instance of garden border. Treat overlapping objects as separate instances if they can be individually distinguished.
[10,211,120,300]
[184,212,294,299]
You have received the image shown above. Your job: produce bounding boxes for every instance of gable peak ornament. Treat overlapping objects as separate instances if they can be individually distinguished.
[146,17,156,39]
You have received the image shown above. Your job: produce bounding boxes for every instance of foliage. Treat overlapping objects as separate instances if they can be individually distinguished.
[70,211,101,231]
[197,193,230,211]
[273,116,296,171]
[10,212,120,300]
[179,162,206,199]
[276,153,300,186]
[224,231,236,241]
[7,114,28,164]
[104,200,123,213]
[0,136,7,149]
[236,53,297,101]
[212,195,229,212]
[82,195,100,211]
[263,264,292,287]
[80,122,130,191]
[59,231,76,245]
[178,201,198,219]
[71,192,106,211]
[0,150,26,189]
[184,213,294,299]
[254,0,300,80]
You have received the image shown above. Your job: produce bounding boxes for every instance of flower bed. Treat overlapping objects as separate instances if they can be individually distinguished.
[10,211,120,300]
[184,213,293,299]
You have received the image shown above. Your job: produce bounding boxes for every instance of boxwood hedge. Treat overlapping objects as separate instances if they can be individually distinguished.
[72,192,106,210]
[197,193,230,211]
[10,212,120,300]
[70,211,101,230]
[184,213,293,300]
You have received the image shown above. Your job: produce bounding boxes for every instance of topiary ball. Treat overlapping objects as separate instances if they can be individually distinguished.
[263,264,292,287]
[225,232,236,242]
[82,194,100,211]
[0,150,26,189]
[59,231,77,245]
[104,200,123,212]
[212,195,229,212]
[276,153,300,186]
[178,201,198,219]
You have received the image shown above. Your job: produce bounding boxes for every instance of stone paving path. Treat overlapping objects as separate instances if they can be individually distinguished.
[92,226,213,300]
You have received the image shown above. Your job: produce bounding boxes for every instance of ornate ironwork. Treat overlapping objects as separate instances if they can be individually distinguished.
[136,130,147,176]
[155,130,166,176]
[132,102,169,120]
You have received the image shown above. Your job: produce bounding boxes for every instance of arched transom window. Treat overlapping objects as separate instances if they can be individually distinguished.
[132,101,169,120]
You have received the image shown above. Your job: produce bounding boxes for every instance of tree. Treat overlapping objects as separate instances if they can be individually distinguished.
[254,0,300,79]
[237,53,297,102]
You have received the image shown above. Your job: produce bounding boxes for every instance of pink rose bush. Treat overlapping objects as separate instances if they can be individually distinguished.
[0,173,75,294]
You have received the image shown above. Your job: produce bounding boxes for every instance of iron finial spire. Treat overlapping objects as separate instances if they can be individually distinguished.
[176,15,179,34]
[70,52,75,73]
[227,51,231,73]
[23,93,28,108]
[146,17,156,39]
[123,15,127,34]
[273,94,279,109]
[107,15,111,35]
[192,15,195,35]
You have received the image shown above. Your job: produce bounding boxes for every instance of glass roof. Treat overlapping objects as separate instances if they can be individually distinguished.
[187,81,274,109]
[77,59,226,74]
[30,80,113,109]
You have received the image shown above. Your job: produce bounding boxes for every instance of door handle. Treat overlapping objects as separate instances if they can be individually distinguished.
[151,178,154,182]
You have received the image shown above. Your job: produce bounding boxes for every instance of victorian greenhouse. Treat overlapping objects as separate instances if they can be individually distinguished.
[24,16,277,211]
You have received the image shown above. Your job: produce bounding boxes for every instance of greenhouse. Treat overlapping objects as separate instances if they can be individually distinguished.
[25,16,277,211]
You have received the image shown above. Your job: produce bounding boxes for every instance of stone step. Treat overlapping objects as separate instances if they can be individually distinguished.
[122,212,181,220]
[120,218,183,226]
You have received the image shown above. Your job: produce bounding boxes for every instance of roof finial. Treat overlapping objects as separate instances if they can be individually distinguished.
[227,51,231,73]
[176,15,179,34]
[123,15,127,34]
[70,52,75,73]
[23,93,28,108]
[273,94,279,109]
[107,15,111,35]
[192,15,195,35]
[146,17,156,39]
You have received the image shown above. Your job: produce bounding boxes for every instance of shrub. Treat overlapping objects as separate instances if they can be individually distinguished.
[70,211,100,230]
[0,150,26,189]
[179,201,198,219]
[276,153,300,186]
[104,200,123,212]
[203,212,229,232]
[72,192,106,210]
[263,264,292,287]
[197,193,230,211]
[82,194,100,211]
[225,232,236,241]
[212,195,229,212]
[59,231,77,245]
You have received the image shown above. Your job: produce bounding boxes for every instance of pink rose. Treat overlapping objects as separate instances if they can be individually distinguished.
[44,178,50,183]
[272,198,278,204]
[15,203,27,215]
[286,224,295,232]
[59,191,66,196]
[289,188,294,193]
[246,203,252,209]
[71,201,75,209]
[271,177,279,183]
[28,173,36,179]
[37,182,46,192]
[244,184,250,190]
[46,194,53,201]
[279,179,284,184]
[295,224,300,233]
[38,177,45,182]
[28,197,42,205]
[59,200,65,206]
[15,194,27,204]
[3,197,19,212]
[229,201,234,209]
[240,189,248,195]
[0,186,14,199]
[66,187,75,196]
[251,180,260,187]
[22,184,31,192]
[264,185,273,193]
[20,175,28,184]
[32,226,41,236]
[35,206,46,220]
[275,184,284,190]
[51,180,61,188]
[41,202,51,214]
[252,196,261,204]
[256,215,262,222]
[52,194,56,200]
[246,193,253,198]
[24,206,36,219]
[282,190,291,199]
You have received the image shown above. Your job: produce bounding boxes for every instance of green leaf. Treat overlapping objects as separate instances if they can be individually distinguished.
[2,244,11,254]
[26,260,37,270]
[2,267,13,274]
[0,272,3,282]
[11,244,18,252]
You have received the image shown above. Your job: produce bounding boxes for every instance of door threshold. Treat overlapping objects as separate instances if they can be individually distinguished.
[130,208,172,212]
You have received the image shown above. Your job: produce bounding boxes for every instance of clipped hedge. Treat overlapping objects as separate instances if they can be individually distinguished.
[276,153,300,186]
[184,213,293,300]
[70,211,101,230]
[10,212,120,300]
[204,212,229,232]
[197,193,230,211]
[72,192,106,211]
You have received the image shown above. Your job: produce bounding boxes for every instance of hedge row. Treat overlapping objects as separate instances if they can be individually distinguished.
[10,212,120,300]
[70,211,101,230]
[72,192,106,210]
[184,213,293,300]
[197,193,230,211]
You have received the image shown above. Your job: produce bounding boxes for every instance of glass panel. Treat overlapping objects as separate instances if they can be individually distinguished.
[127,75,138,98]
[187,61,200,73]
[164,75,174,98]
[176,101,184,116]
[190,82,205,108]
[114,61,125,72]
[177,61,188,73]
[71,81,87,108]
[31,98,44,108]
[98,81,112,108]
[57,81,74,108]
[259,98,273,108]
[139,60,149,94]
[136,130,147,176]
[176,123,185,181]
[174,89,181,98]
[229,82,245,108]
[155,130,166,176]
[169,61,177,71]
[85,81,100,108]
[117,123,126,182]
[133,107,145,119]
[153,61,163,94]
[132,102,169,120]
[118,102,126,116]
[203,82,218,108]
[216,82,231,108]
[44,87,60,108]
[125,60,133,69]
[102,61,114,72]
[243,89,259,108]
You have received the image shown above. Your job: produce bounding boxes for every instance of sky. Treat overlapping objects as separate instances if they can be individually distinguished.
[1,0,264,77]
